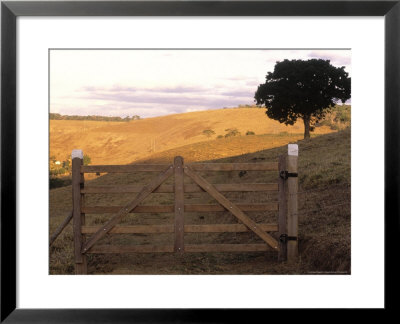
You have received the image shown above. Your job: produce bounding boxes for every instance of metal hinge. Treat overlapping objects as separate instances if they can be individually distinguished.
[279,234,298,243]
[279,171,298,180]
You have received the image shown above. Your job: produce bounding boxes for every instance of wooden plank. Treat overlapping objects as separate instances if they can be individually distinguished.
[185,203,278,212]
[82,205,175,213]
[81,164,170,173]
[81,223,279,234]
[278,155,288,262]
[89,244,271,253]
[78,170,88,274]
[287,145,299,262]
[188,162,278,171]
[184,166,280,251]
[72,154,84,270]
[81,183,279,194]
[49,210,73,247]
[185,224,278,233]
[89,245,174,253]
[82,203,278,214]
[174,156,185,253]
[185,244,272,253]
[210,183,278,192]
[81,165,174,254]
[81,225,174,234]
[81,184,170,194]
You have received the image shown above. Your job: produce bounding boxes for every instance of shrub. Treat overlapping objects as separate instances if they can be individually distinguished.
[335,108,351,123]
[83,154,91,165]
[202,129,216,138]
[224,128,241,137]
[246,131,255,135]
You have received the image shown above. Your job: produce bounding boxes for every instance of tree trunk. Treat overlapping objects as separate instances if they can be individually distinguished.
[303,114,311,139]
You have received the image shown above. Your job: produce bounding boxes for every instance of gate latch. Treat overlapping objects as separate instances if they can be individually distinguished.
[280,170,298,180]
[279,234,298,243]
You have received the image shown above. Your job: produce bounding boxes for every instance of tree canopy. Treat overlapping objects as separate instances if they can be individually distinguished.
[254,59,351,138]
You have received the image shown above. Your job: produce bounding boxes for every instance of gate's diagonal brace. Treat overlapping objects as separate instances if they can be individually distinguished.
[184,165,279,251]
[81,164,174,254]
[50,210,73,247]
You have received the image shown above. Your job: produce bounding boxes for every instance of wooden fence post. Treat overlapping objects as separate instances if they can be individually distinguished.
[174,156,184,253]
[287,144,299,262]
[72,149,87,274]
[278,155,287,261]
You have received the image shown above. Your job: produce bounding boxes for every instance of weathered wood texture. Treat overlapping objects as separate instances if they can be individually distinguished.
[72,156,86,274]
[81,223,278,234]
[81,183,278,194]
[82,203,278,214]
[78,170,88,274]
[287,150,299,262]
[81,225,175,234]
[81,165,174,254]
[187,162,278,171]
[81,164,170,173]
[184,223,278,233]
[174,156,184,252]
[69,156,299,269]
[88,244,272,254]
[278,155,288,261]
[89,245,174,253]
[49,210,73,247]
[185,244,272,253]
[184,165,279,251]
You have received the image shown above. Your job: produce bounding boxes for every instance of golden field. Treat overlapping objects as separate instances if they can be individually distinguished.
[50,107,335,165]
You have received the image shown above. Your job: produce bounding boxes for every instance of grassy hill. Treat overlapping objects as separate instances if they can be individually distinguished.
[50,107,340,165]
[49,127,351,275]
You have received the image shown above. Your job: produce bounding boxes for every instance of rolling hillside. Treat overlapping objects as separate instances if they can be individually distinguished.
[50,107,338,165]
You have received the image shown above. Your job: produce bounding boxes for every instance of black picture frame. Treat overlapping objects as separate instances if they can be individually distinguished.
[1,0,398,322]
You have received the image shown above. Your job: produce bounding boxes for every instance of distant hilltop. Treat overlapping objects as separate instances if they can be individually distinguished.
[49,113,141,122]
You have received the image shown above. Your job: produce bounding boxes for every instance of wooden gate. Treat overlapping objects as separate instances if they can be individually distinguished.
[71,145,298,274]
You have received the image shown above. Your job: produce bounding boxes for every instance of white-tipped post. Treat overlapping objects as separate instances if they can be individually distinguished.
[71,149,87,274]
[71,149,83,160]
[288,144,298,157]
[287,144,298,262]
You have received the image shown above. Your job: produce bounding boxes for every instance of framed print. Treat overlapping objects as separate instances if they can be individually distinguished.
[1,0,399,321]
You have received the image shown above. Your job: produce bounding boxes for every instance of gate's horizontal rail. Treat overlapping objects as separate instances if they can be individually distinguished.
[82,203,278,214]
[187,162,279,171]
[81,223,279,234]
[185,203,278,212]
[81,162,279,173]
[82,205,174,213]
[88,243,272,254]
[185,224,278,233]
[81,164,171,173]
[89,245,174,253]
[81,183,279,194]
[185,244,272,252]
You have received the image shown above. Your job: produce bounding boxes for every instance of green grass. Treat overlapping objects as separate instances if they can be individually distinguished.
[318,105,351,130]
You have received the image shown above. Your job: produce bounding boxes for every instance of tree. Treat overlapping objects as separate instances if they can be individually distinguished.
[254,59,351,139]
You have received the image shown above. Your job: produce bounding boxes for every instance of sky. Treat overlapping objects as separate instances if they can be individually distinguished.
[50,49,351,118]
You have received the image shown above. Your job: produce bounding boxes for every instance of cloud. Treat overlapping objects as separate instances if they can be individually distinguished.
[220,90,255,98]
[81,85,211,94]
[307,51,351,67]
[70,84,255,118]
[51,49,352,118]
